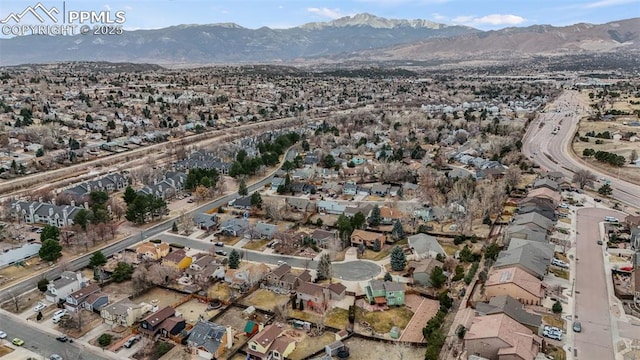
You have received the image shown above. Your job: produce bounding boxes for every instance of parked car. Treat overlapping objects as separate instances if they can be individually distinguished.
[604,216,619,222]
[214,242,224,247]
[55,336,69,342]
[215,250,227,256]
[53,309,67,318]
[551,258,569,269]
[597,240,603,245]
[12,338,25,346]
[573,321,582,333]
[123,335,140,348]
[0,331,6,339]
[558,203,570,209]
[277,260,287,266]
[50,355,63,360]
[33,302,46,312]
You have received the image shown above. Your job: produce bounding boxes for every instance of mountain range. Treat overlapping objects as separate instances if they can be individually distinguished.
[0,13,638,66]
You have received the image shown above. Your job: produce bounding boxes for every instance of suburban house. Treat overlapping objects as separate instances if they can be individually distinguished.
[474,295,542,332]
[253,222,278,239]
[158,316,187,338]
[186,254,224,283]
[136,242,170,261]
[246,324,296,360]
[317,200,346,215]
[64,283,102,312]
[464,313,542,360]
[187,320,231,359]
[408,258,444,287]
[504,226,548,244]
[230,196,253,210]
[364,279,405,306]
[12,201,83,227]
[83,292,109,312]
[342,182,357,195]
[137,171,187,200]
[511,213,554,233]
[140,306,176,337]
[350,229,385,248]
[101,299,153,327]
[407,233,446,259]
[220,218,249,237]
[371,184,391,196]
[286,197,311,212]
[484,267,544,306]
[378,206,403,225]
[45,271,88,303]
[192,213,219,231]
[270,177,285,191]
[296,281,347,311]
[524,188,561,206]
[162,248,192,270]
[532,178,559,192]
[493,241,554,280]
[309,229,337,248]
[264,264,312,291]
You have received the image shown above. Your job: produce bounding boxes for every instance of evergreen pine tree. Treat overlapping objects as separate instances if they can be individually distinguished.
[390,246,406,271]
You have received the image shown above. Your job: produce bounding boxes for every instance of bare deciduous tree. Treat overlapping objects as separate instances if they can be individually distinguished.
[504,166,522,189]
[572,169,596,189]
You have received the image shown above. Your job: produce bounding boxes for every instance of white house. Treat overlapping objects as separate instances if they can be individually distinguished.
[45,271,88,303]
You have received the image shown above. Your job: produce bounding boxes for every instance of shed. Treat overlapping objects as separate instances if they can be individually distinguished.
[389,326,401,339]
[325,340,345,356]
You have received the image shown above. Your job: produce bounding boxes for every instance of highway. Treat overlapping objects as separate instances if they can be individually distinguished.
[522,89,640,207]
[0,148,298,304]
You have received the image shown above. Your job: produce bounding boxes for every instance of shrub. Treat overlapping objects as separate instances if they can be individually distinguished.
[149,239,161,244]
[97,333,112,347]
[37,278,49,292]
[552,300,563,314]
[464,262,479,285]
[169,243,185,248]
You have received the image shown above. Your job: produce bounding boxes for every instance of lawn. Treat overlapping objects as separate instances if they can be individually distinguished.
[549,268,569,280]
[559,218,572,225]
[441,243,459,256]
[243,239,270,251]
[543,315,566,330]
[361,247,392,261]
[356,306,414,333]
[288,332,336,360]
[289,309,319,322]
[325,307,349,329]
[207,282,232,301]
[240,289,290,310]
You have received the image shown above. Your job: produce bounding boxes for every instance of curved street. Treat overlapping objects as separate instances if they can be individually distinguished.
[522,89,640,207]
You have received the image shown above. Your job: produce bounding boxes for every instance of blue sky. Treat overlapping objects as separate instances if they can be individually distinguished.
[1,0,638,31]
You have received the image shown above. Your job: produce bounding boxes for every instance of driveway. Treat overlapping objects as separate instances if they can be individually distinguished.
[573,207,624,360]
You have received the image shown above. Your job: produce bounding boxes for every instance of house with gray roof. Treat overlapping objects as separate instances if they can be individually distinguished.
[12,201,83,227]
[512,213,554,233]
[254,222,278,239]
[45,271,88,303]
[504,225,548,245]
[493,243,552,279]
[187,320,231,359]
[63,173,129,197]
[193,213,219,231]
[137,171,187,200]
[220,218,249,237]
[408,233,445,259]
[0,243,42,270]
[533,178,559,192]
[317,200,346,215]
[475,295,542,332]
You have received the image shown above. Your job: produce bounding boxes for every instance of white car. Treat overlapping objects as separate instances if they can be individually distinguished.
[33,302,46,312]
[53,309,67,318]
[0,330,6,339]
[558,203,570,209]
[604,216,619,222]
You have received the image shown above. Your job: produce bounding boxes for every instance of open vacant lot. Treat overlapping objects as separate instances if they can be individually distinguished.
[175,298,215,324]
[343,337,425,360]
[239,288,290,310]
[131,287,186,309]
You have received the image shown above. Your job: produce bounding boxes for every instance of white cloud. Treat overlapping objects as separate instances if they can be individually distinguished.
[584,0,639,8]
[444,14,526,26]
[307,7,344,19]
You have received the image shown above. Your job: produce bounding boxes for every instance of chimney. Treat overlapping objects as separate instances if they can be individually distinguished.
[84,202,89,209]
[226,326,233,349]
[70,200,75,207]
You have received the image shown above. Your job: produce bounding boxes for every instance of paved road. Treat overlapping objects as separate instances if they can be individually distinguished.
[155,233,382,281]
[0,148,297,303]
[573,207,624,360]
[522,90,640,207]
[0,312,115,360]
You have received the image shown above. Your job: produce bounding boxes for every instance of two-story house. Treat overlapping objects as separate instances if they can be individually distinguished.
[45,271,88,303]
[136,242,170,261]
[295,281,347,311]
[12,201,83,227]
[101,299,153,327]
[187,320,232,359]
[246,324,296,360]
[140,306,175,337]
[162,248,192,270]
[65,283,102,312]
[364,280,405,306]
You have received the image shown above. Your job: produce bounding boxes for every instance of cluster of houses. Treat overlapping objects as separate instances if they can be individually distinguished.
[459,173,569,360]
